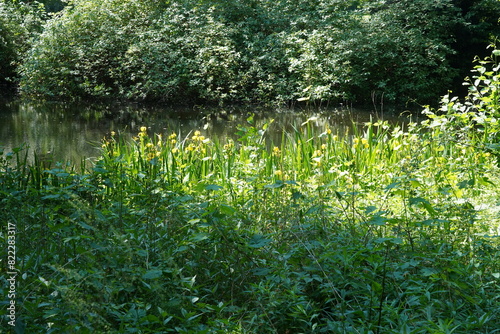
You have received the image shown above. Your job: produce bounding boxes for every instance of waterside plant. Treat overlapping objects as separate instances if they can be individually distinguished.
[1,50,500,333]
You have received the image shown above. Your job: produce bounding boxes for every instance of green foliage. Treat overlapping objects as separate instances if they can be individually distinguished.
[0,0,46,85]
[0,2,19,84]
[423,45,500,163]
[450,0,500,94]
[2,50,500,332]
[19,0,240,102]
[16,0,500,105]
[348,0,462,103]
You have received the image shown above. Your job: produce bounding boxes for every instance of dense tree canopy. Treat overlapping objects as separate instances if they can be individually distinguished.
[0,0,46,86]
[2,0,500,105]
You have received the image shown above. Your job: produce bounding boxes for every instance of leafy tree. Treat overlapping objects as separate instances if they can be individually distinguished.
[0,0,46,87]
[0,2,20,85]
[19,0,240,102]
[16,0,500,105]
[346,0,462,104]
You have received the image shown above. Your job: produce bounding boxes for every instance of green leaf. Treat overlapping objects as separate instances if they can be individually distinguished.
[190,233,209,242]
[410,179,423,187]
[305,205,321,215]
[253,267,271,276]
[291,191,304,200]
[188,219,201,225]
[421,267,439,276]
[368,215,387,226]
[219,204,236,215]
[136,249,148,257]
[41,194,62,200]
[457,179,474,189]
[385,182,400,190]
[38,276,50,287]
[142,269,163,280]
[264,180,284,189]
[248,234,272,248]
[374,237,402,245]
[205,184,223,191]
[409,197,437,216]
[77,221,94,230]
[364,206,378,214]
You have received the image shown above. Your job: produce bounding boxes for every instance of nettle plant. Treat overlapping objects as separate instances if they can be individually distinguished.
[2,98,500,332]
[423,47,500,162]
[92,100,500,331]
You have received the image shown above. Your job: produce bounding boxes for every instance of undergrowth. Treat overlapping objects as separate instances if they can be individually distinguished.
[1,49,500,333]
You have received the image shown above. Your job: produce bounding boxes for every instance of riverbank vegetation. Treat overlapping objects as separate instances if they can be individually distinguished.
[1,48,500,333]
[1,0,499,105]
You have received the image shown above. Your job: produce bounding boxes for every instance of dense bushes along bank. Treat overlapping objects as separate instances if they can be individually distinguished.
[1,0,500,105]
[1,48,500,333]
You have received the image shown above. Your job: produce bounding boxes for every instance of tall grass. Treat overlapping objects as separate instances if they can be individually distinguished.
[99,113,496,238]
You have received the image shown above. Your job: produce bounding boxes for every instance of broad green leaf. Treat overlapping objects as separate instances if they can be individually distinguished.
[264,180,284,189]
[142,270,163,280]
[219,204,236,215]
[205,184,223,191]
[190,233,209,242]
[421,267,439,276]
[248,234,272,248]
[368,215,387,226]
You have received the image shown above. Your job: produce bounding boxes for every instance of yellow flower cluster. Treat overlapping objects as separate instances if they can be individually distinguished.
[473,151,491,164]
[185,130,209,154]
[311,149,323,167]
[352,137,369,149]
[192,130,206,142]
[273,146,281,157]
[169,133,177,145]
[223,140,235,153]
[312,149,323,158]
[144,140,160,160]
[138,126,148,138]
[134,126,164,160]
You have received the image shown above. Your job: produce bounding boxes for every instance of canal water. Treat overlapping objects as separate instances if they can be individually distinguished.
[0,96,411,167]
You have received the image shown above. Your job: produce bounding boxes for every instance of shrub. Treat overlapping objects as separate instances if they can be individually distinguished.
[18,0,240,103]
[0,1,45,86]
[16,0,500,105]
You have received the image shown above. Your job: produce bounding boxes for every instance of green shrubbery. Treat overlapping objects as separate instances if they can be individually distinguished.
[1,49,500,333]
[0,0,46,86]
[6,0,499,105]
[18,0,241,102]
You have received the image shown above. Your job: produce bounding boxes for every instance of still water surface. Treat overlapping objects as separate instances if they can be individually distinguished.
[0,97,410,166]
